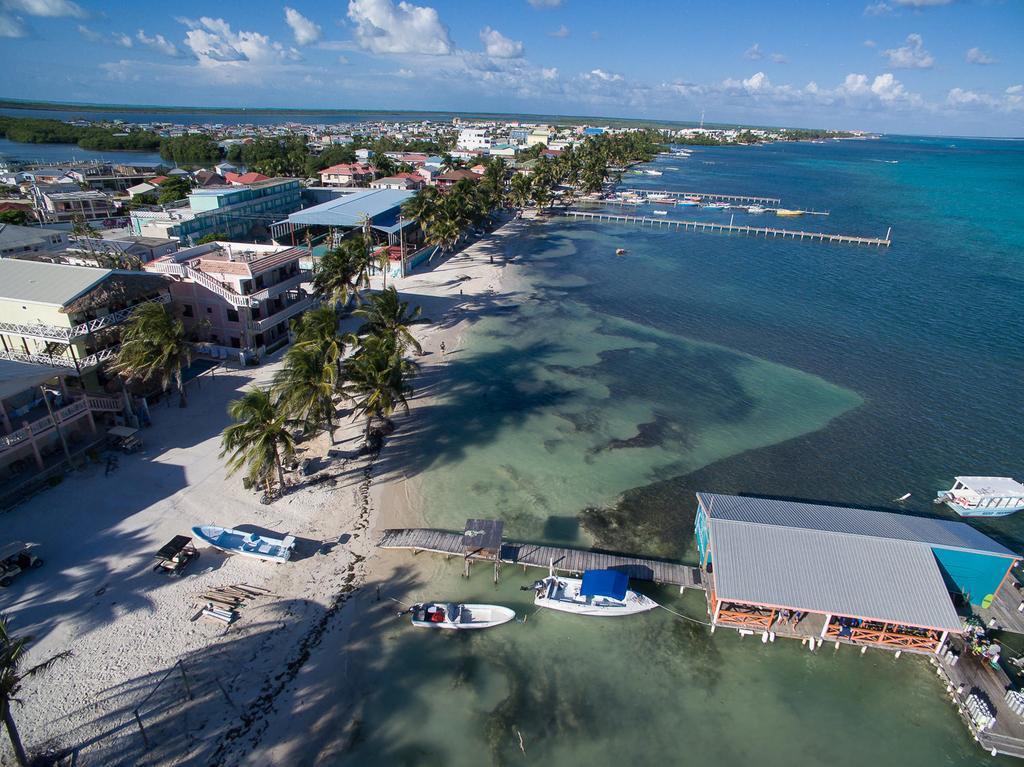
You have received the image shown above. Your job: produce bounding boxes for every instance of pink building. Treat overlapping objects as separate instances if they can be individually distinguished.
[319,163,376,187]
[146,242,315,355]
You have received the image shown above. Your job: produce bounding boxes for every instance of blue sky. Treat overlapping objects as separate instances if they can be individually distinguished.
[0,0,1021,135]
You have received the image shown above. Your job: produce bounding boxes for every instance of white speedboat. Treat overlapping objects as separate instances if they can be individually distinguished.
[405,602,516,630]
[644,170,663,176]
[747,205,766,214]
[702,202,727,210]
[652,209,668,215]
[191,525,296,563]
[935,477,1024,518]
[526,569,658,617]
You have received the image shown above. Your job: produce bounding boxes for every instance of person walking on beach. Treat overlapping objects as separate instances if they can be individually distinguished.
[440,341,446,361]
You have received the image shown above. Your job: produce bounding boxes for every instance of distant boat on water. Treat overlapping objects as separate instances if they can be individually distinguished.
[652,209,668,215]
[747,205,766,214]
[702,202,727,210]
[775,208,805,217]
[526,569,658,617]
[644,169,663,176]
[404,602,516,630]
[191,525,295,562]
[935,477,1024,518]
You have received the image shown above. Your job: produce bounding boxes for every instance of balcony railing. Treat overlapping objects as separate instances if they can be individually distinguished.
[248,271,310,303]
[249,295,318,334]
[147,261,258,309]
[0,396,92,455]
[0,294,171,343]
[0,346,117,373]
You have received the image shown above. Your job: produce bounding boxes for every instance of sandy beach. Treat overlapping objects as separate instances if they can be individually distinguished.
[0,218,528,766]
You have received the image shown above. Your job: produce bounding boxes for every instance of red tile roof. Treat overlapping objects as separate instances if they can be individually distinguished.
[225,171,271,184]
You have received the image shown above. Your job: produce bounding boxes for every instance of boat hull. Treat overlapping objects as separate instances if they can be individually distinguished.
[532,576,658,617]
[410,603,516,630]
[191,525,295,562]
[937,498,1024,518]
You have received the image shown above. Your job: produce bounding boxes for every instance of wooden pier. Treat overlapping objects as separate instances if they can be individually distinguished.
[377,528,703,589]
[616,187,781,205]
[565,209,892,247]
[933,635,1024,759]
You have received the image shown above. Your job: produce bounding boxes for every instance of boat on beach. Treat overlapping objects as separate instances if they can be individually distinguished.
[191,525,296,562]
[935,477,1024,518]
[526,569,658,617]
[405,602,516,630]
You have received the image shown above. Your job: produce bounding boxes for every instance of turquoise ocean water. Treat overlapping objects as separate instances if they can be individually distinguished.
[342,136,1024,767]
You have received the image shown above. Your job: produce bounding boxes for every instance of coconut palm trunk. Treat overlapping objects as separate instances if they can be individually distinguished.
[2,701,28,767]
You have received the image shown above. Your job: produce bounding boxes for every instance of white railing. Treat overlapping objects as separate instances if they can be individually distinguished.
[0,346,117,372]
[87,395,122,412]
[249,295,318,334]
[0,396,93,455]
[148,261,257,309]
[248,271,310,303]
[0,294,171,343]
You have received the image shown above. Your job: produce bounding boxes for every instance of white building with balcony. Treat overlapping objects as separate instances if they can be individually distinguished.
[145,242,315,356]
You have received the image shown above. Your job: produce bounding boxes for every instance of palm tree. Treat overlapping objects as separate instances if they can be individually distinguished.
[274,345,339,443]
[220,387,296,492]
[111,302,193,407]
[1,617,69,766]
[353,286,426,355]
[401,185,440,230]
[312,239,360,306]
[292,304,351,377]
[343,336,415,444]
[509,173,532,213]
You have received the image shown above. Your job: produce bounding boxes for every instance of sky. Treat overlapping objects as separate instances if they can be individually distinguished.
[0,0,1021,136]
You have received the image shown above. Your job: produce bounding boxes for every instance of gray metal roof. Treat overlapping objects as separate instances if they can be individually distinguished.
[698,492,1016,558]
[0,259,111,307]
[285,188,414,230]
[0,223,65,249]
[711,518,964,631]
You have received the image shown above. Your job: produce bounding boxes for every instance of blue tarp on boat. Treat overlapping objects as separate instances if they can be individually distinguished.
[580,570,629,600]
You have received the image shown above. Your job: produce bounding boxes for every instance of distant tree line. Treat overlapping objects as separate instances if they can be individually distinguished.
[0,116,161,151]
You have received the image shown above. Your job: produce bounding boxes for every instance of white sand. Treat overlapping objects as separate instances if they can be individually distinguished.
[0,218,528,766]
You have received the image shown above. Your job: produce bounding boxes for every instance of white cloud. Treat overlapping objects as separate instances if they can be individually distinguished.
[337,55,349,64]
[137,29,185,58]
[181,17,301,66]
[4,0,83,18]
[549,24,569,38]
[347,0,453,56]
[864,3,892,15]
[744,43,763,60]
[78,24,132,47]
[742,71,770,91]
[894,0,952,6]
[480,26,523,58]
[284,6,321,46]
[541,67,558,80]
[946,85,1023,112]
[883,33,934,69]
[771,53,788,64]
[965,47,996,65]
[863,39,877,48]
[0,13,28,36]
[869,72,906,101]
[586,68,623,82]
[527,0,563,7]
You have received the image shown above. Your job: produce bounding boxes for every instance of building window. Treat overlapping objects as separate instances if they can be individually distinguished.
[206,306,213,314]
[230,337,241,349]
[182,304,194,318]
[227,308,239,323]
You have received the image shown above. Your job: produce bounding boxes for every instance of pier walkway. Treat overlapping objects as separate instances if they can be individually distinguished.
[616,187,781,205]
[933,635,1024,759]
[565,209,892,247]
[377,528,703,589]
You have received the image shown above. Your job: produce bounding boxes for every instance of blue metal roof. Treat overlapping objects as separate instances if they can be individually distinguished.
[580,570,629,600]
[285,189,414,230]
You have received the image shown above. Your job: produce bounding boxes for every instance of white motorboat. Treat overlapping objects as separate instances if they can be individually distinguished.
[405,602,516,630]
[644,169,663,176]
[747,205,766,214]
[652,209,669,215]
[526,569,658,617]
[191,525,296,563]
[935,477,1024,518]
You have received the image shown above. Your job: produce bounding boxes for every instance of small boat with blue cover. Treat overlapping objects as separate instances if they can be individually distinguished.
[526,568,658,616]
[191,525,296,562]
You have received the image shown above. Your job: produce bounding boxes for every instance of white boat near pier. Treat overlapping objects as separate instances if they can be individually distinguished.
[191,525,296,562]
[528,569,658,617]
[407,602,516,630]
[935,477,1024,518]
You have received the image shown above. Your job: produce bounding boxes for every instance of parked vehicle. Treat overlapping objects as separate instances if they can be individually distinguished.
[0,542,43,587]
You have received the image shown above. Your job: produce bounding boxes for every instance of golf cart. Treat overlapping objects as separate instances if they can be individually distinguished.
[153,535,199,576]
[108,425,143,454]
[0,542,43,587]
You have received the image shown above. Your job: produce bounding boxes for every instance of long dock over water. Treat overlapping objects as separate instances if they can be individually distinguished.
[616,187,781,205]
[565,209,892,247]
[377,528,703,588]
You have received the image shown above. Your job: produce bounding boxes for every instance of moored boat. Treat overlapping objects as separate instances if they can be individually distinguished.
[652,209,668,215]
[935,477,1024,518]
[405,602,516,630]
[747,205,766,214]
[702,201,727,209]
[775,208,805,216]
[191,525,296,562]
[526,569,658,617]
